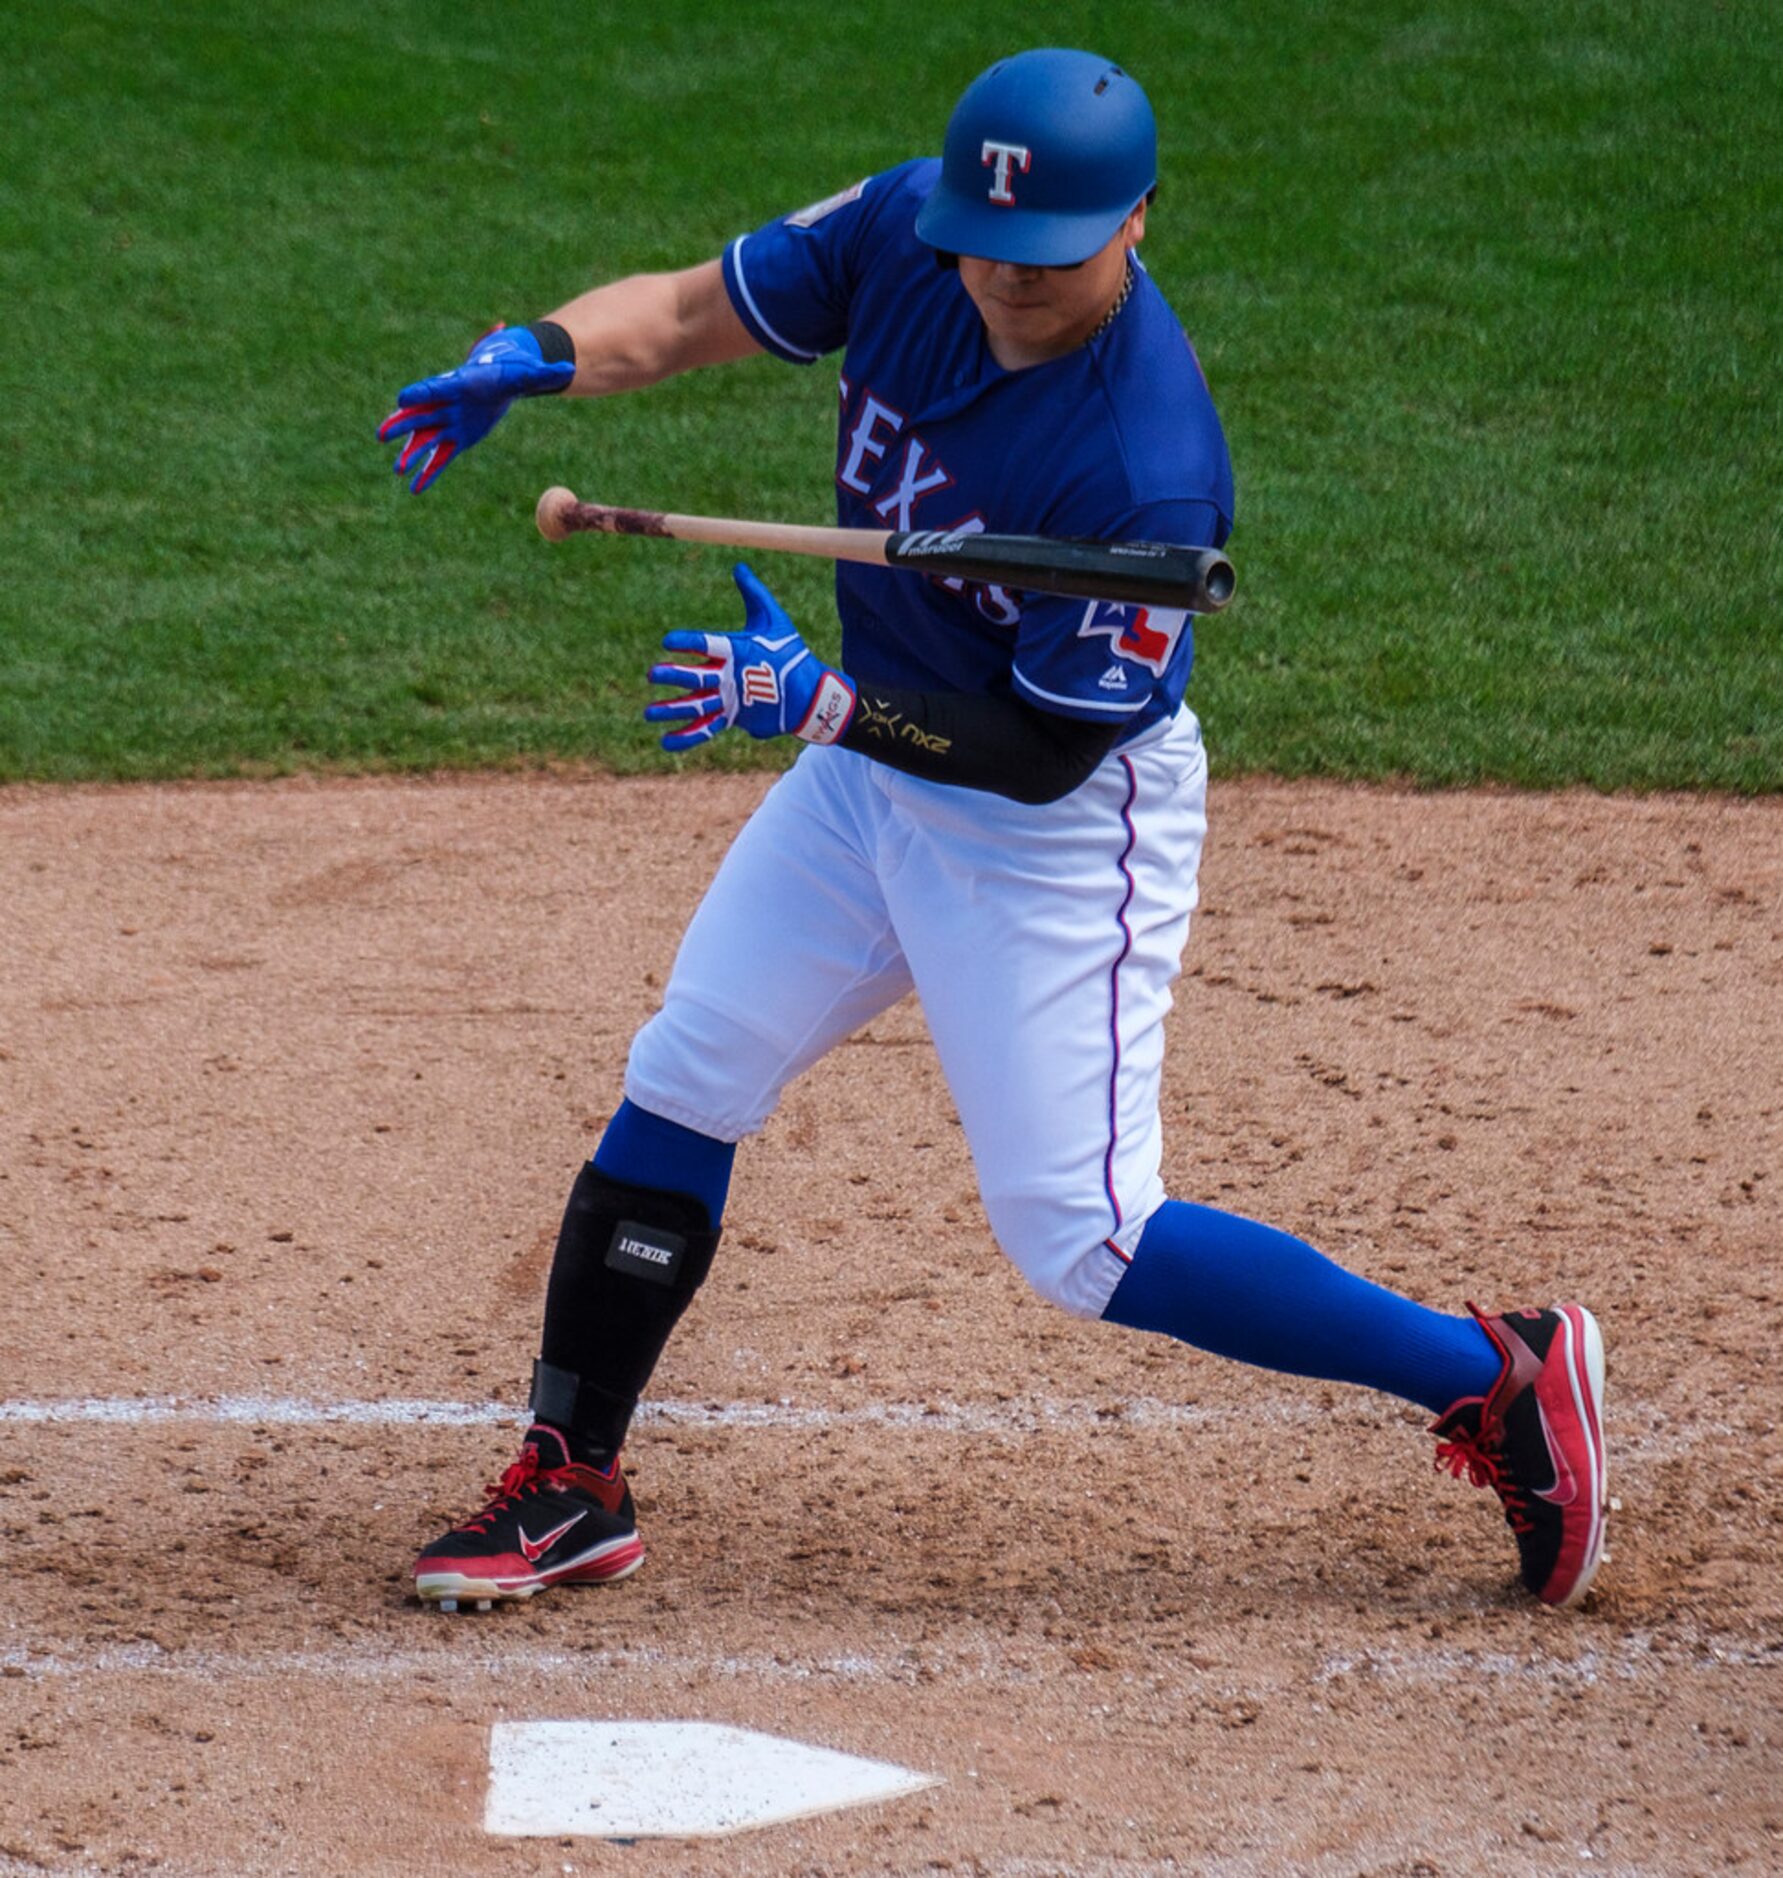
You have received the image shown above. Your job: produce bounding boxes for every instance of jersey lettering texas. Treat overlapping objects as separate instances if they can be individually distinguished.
[840,388,1020,627]
[838,393,907,495]
[872,438,955,529]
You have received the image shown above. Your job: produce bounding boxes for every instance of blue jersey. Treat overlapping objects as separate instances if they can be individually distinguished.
[721,159,1234,740]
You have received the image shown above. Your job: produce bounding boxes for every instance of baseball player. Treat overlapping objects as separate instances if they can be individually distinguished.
[381,50,1607,1613]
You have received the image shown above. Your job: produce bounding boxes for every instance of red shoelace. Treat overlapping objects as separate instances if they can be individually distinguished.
[1435,1426,1534,1536]
[455,1448,548,1535]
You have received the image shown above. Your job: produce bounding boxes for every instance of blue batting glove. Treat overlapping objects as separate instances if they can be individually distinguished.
[646,565,858,751]
[377,322,575,493]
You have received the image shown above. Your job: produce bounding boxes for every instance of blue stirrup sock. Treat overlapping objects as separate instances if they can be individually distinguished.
[593,1098,735,1223]
[1104,1199,1503,1415]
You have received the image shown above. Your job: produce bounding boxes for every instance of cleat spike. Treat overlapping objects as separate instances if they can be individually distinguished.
[437,1598,459,1614]
[475,1599,493,1612]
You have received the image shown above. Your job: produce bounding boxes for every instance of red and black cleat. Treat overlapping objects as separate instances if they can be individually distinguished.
[413,1423,643,1613]
[1432,1302,1608,1608]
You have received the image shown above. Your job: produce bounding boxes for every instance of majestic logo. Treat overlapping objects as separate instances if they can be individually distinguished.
[1097,664,1129,691]
[1077,600,1190,677]
[518,1510,586,1563]
[981,139,1032,205]
[740,662,779,709]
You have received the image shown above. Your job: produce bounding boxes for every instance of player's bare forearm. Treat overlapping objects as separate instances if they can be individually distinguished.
[545,260,761,394]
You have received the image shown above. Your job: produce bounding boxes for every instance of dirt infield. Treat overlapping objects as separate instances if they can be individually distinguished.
[1,770,1777,1876]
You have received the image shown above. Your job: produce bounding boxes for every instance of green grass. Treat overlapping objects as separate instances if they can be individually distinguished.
[1,0,1776,787]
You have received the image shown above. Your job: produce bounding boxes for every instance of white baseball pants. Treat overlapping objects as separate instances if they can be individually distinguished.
[626,706,1208,1318]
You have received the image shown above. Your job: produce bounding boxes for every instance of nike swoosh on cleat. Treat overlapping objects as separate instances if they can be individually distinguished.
[518,1511,587,1563]
[1534,1403,1579,1507]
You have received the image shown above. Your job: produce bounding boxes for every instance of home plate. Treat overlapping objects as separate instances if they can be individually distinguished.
[485,1720,940,1838]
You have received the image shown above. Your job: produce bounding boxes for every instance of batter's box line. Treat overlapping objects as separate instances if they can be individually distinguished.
[0,1391,1730,1459]
[2,1626,1768,1692]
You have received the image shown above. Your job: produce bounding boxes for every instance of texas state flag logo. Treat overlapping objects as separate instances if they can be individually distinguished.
[1076,600,1189,677]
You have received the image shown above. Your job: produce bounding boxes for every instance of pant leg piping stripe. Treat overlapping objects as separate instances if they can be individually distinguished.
[1102,756,1141,1238]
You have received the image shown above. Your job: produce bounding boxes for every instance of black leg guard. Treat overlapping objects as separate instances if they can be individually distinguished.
[532,1164,721,1459]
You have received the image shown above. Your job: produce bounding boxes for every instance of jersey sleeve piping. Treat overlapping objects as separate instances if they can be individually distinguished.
[722,235,824,363]
[1010,666,1151,717]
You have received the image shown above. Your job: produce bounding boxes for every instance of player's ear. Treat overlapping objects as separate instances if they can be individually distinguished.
[1126,195,1150,246]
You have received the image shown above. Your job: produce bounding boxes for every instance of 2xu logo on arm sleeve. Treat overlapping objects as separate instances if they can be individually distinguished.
[605,1221,686,1288]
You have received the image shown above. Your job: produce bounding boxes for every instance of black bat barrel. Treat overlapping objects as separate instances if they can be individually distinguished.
[884,529,1236,614]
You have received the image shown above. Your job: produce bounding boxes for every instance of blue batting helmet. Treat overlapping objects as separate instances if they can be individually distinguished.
[914,49,1157,268]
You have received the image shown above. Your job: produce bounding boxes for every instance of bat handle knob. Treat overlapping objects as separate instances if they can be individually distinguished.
[536,485,580,541]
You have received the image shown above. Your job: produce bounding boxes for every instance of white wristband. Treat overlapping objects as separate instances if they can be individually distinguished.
[796,671,858,745]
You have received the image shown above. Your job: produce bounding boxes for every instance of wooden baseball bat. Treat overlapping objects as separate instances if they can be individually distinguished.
[535,486,1235,613]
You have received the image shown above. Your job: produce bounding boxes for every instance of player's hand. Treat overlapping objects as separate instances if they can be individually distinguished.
[646,564,857,751]
[377,323,575,494]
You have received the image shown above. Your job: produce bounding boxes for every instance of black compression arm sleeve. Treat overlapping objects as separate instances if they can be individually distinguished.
[839,685,1126,804]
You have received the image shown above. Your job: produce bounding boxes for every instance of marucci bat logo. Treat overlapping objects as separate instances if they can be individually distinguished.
[895,526,979,557]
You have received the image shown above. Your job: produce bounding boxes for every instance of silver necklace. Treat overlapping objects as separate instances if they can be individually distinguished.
[1089,259,1135,343]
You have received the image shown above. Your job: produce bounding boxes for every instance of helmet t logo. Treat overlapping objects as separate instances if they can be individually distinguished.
[980,140,1032,205]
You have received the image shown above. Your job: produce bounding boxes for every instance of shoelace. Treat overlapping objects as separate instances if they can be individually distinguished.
[1434,1428,1534,1536]
[457,1448,549,1535]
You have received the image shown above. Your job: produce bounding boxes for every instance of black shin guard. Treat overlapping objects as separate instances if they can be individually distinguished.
[532,1164,721,1459]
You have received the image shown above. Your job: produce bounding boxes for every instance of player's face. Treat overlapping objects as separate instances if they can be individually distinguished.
[958,200,1148,371]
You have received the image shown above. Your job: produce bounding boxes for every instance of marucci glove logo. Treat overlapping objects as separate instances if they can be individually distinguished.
[740,662,779,708]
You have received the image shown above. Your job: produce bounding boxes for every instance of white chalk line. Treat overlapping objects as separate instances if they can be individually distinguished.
[0,1637,957,1688]
[1314,1636,1779,1688]
[0,1391,1729,1459]
[2,1628,1768,1692]
[0,1392,1334,1432]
